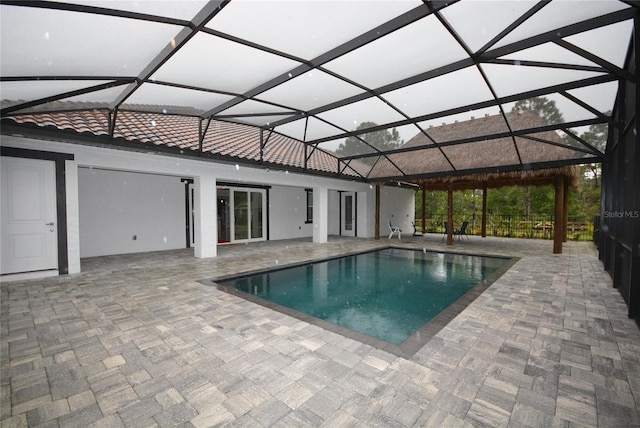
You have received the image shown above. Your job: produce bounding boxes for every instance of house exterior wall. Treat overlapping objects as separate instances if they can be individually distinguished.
[78,168,186,257]
[379,185,416,237]
[328,190,340,236]
[269,185,313,240]
[1,135,416,275]
[357,190,371,238]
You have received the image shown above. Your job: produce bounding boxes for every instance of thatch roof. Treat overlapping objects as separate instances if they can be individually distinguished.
[407,165,581,191]
[369,110,583,188]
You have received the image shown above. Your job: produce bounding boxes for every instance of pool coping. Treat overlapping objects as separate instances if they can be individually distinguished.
[201,247,520,359]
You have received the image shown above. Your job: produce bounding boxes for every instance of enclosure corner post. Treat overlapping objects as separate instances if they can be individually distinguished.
[554,175,565,254]
[481,183,488,238]
[447,186,454,246]
[563,177,569,242]
[375,184,380,240]
[421,184,426,234]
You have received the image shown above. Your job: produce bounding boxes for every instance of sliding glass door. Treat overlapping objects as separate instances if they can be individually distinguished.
[231,188,266,243]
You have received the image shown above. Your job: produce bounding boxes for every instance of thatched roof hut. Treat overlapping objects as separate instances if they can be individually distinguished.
[368,110,583,253]
[369,110,582,189]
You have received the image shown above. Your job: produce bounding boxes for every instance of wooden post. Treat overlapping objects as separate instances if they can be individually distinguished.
[554,175,564,254]
[375,184,380,240]
[481,183,487,238]
[421,184,426,233]
[447,186,454,245]
[563,177,569,242]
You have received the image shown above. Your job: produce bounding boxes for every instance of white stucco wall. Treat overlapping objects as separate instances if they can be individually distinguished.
[2,135,417,273]
[269,185,313,240]
[379,184,416,237]
[327,190,340,236]
[78,168,186,257]
[356,190,371,238]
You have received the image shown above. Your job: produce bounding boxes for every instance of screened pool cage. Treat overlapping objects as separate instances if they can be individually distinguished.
[0,1,638,317]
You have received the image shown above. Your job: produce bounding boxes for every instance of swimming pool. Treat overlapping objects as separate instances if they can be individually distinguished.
[215,248,514,357]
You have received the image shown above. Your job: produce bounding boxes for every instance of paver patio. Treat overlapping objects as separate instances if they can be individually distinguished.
[2,235,639,427]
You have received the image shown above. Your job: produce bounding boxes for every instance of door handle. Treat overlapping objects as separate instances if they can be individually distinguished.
[45,222,55,226]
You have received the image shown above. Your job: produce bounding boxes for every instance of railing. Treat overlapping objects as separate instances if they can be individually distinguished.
[414,214,595,241]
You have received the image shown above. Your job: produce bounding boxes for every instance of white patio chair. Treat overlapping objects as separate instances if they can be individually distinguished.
[388,220,402,240]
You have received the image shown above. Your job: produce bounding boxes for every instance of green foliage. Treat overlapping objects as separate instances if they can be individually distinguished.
[334,121,403,165]
[415,179,600,221]
[570,167,601,221]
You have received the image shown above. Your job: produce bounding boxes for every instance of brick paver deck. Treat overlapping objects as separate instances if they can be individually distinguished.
[2,236,639,427]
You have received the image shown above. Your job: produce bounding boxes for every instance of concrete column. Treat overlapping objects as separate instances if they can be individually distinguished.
[194,173,217,258]
[313,186,328,243]
[65,159,81,274]
[356,191,368,237]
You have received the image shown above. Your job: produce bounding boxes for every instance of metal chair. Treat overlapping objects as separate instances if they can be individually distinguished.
[411,221,423,237]
[454,221,469,240]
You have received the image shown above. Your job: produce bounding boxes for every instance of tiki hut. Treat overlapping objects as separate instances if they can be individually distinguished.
[369,110,582,253]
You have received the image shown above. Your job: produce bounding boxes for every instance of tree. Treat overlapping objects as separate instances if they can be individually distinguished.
[511,97,564,217]
[512,97,564,124]
[334,121,403,166]
[570,167,601,221]
[580,121,607,152]
[579,119,608,187]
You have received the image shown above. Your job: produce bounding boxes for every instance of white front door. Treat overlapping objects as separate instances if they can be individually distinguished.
[1,157,58,275]
[341,192,356,237]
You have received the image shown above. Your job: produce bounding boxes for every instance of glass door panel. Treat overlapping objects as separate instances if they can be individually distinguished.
[250,191,263,239]
[228,188,266,243]
[233,190,248,240]
[340,192,356,237]
[217,188,230,243]
[344,194,353,231]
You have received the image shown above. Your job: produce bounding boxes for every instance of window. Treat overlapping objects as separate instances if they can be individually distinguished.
[305,189,313,223]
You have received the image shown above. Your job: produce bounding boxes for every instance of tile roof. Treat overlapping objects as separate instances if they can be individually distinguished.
[3,107,365,178]
[1,107,588,183]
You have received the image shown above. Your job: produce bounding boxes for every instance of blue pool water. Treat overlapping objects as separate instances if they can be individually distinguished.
[220,248,508,345]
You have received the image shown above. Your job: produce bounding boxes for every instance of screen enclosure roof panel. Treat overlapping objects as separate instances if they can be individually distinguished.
[1,0,635,182]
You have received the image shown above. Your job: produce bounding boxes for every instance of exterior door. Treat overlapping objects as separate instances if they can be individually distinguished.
[1,157,58,274]
[230,188,266,243]
[341,192,356,237]
[217,188,230,243]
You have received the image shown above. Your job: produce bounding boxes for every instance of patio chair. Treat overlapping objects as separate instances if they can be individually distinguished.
[388,220,402,240]
[411,221,423,237]
[454,221,469,240]
[441,222,448,241]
